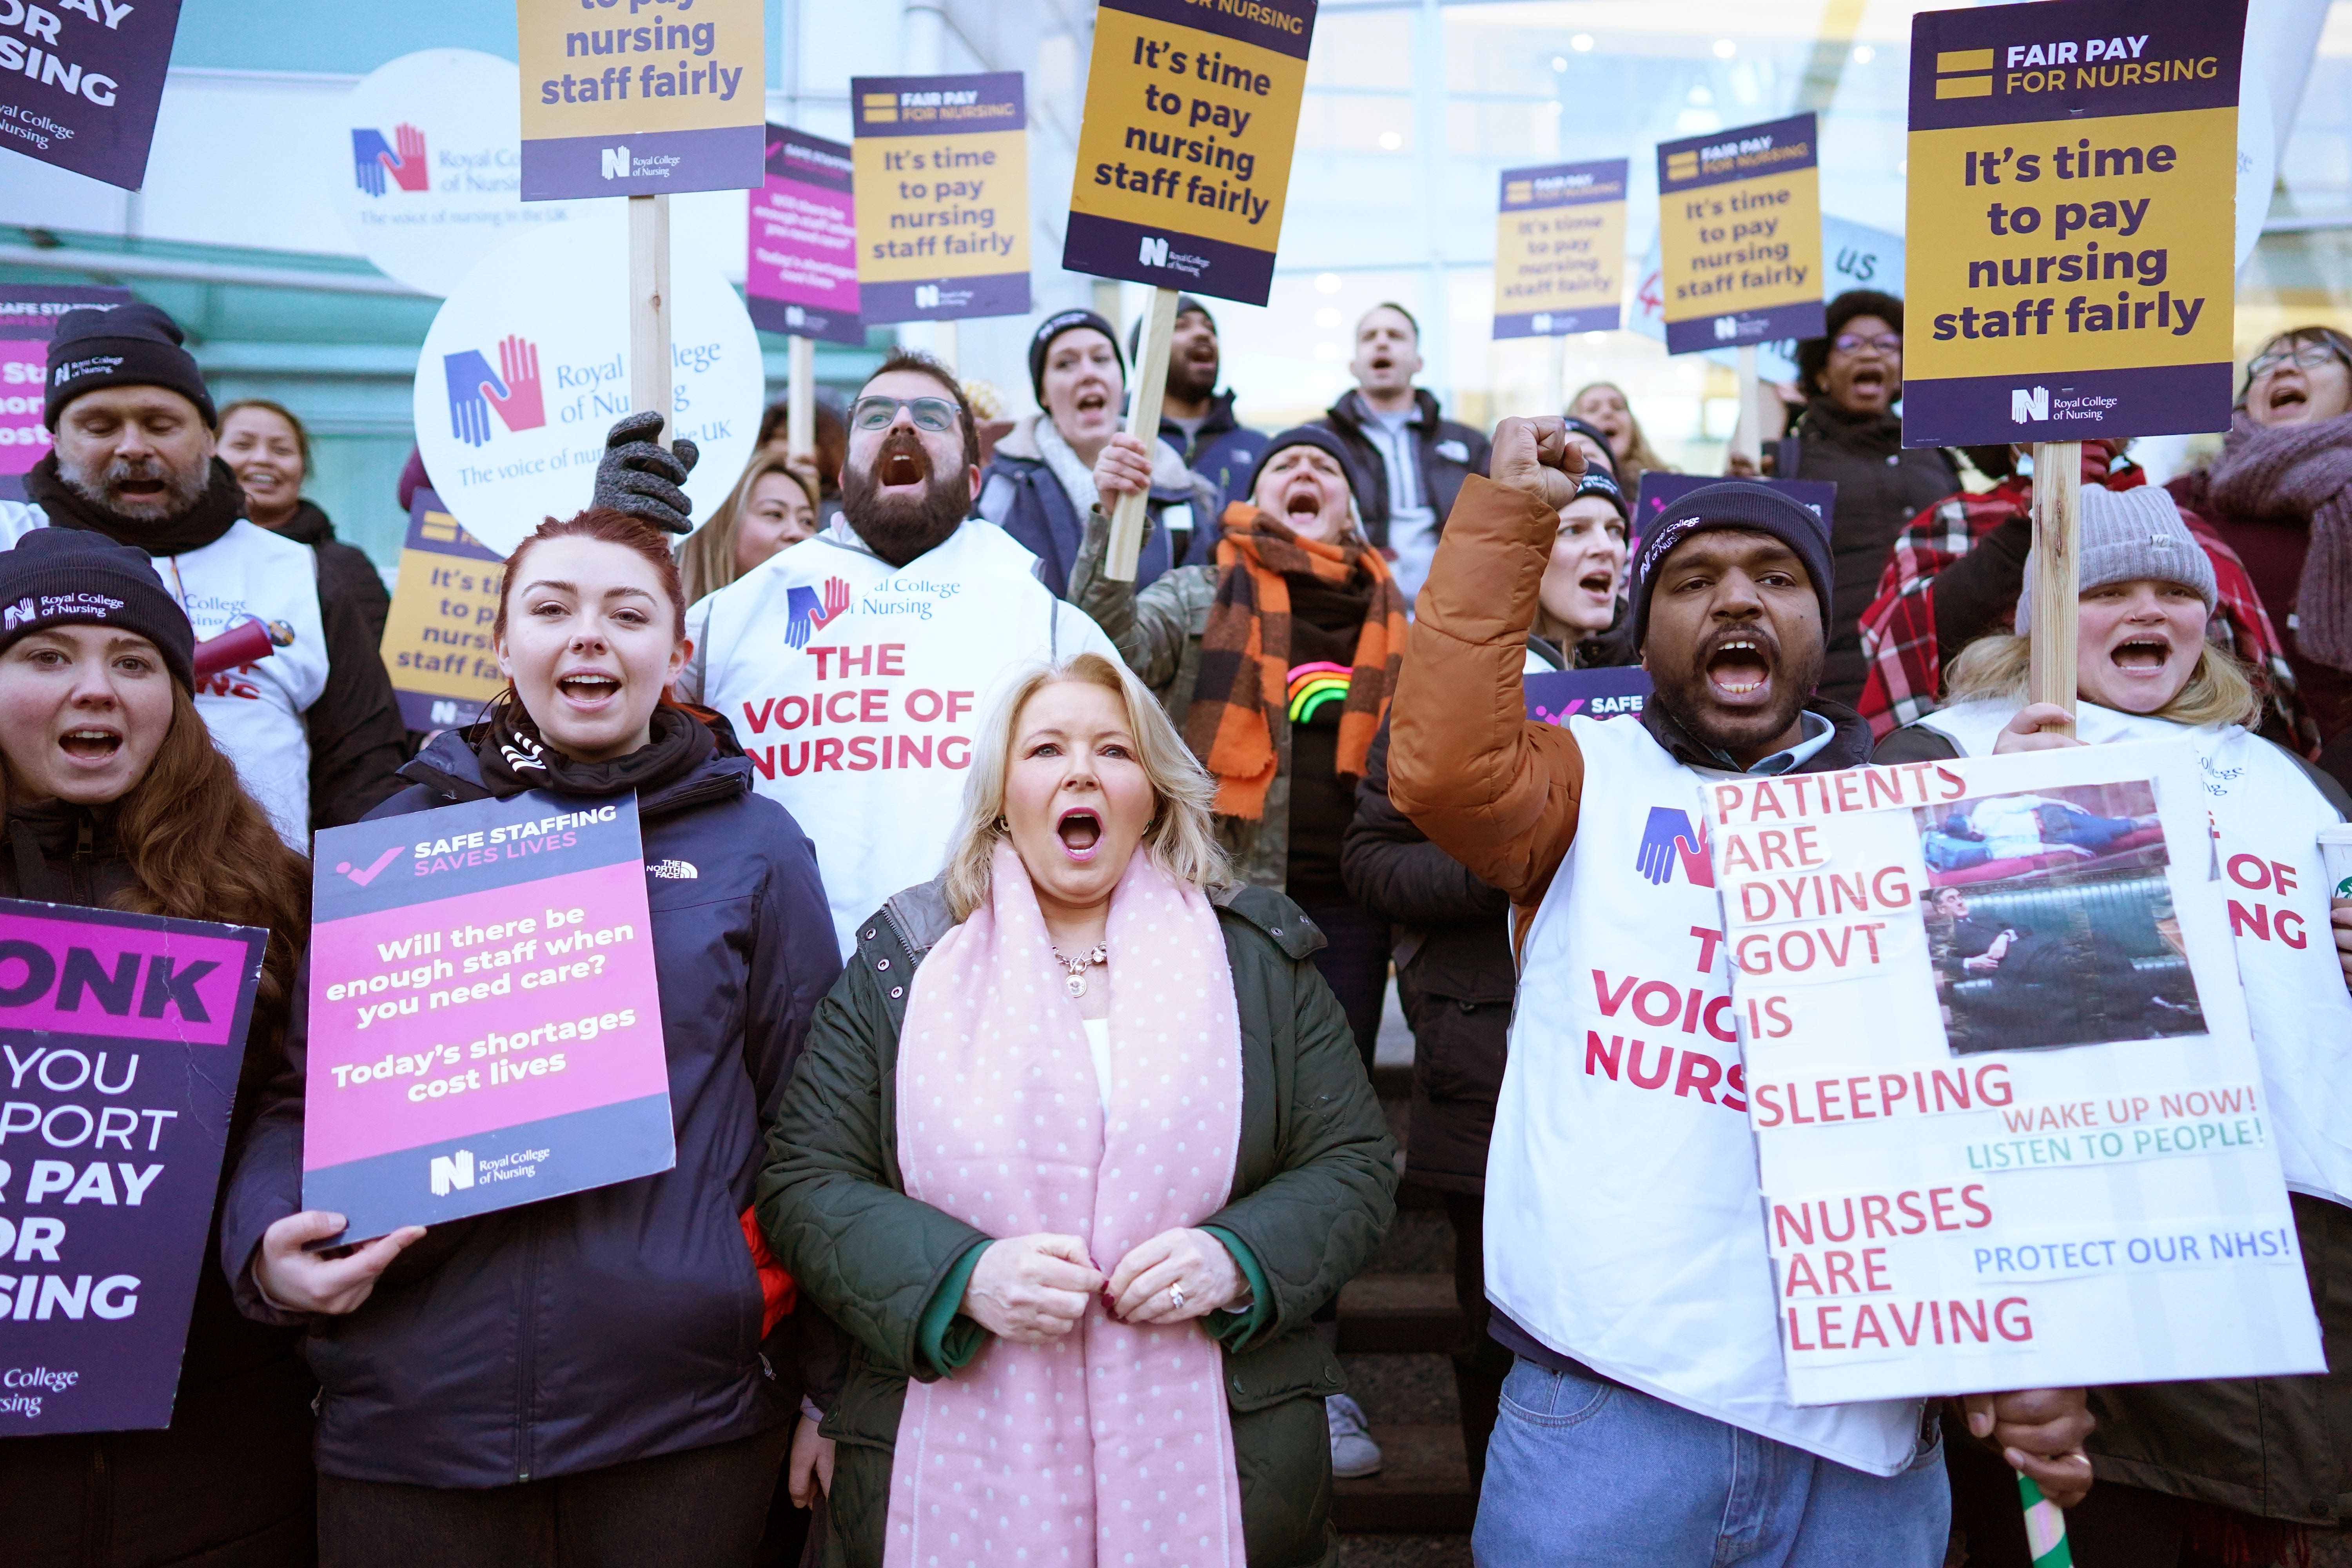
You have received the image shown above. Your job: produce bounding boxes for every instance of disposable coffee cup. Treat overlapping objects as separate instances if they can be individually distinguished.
[2319,824,2352,902]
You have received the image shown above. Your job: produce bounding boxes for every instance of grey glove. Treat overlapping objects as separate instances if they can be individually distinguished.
[591,411,701,534]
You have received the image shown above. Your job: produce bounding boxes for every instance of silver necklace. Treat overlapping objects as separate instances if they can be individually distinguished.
[1049,942,1108,998]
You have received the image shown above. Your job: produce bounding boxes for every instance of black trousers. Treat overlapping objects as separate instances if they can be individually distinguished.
[318,1423,791,1568]
[1292,892,1390,1073]
[1441,1189,1514,1488]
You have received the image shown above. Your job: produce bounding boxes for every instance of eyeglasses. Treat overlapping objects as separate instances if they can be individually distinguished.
[849,396,960,433]
[1832,332,1901,356]
[2246,341,2347,380]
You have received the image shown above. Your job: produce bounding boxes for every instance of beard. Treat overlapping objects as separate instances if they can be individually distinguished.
[58,447,210,522]
[1167,352,1219,403]
[1646,623,1824,762]
[839,431,971,567]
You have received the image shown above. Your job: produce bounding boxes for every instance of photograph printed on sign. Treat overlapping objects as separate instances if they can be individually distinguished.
[1915,780,2205,1054]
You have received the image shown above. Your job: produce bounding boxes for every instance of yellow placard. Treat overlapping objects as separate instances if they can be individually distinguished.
[1491,160,1628,338]
[1905,106,2236,381]
[1654,113,1824,353]
[851,129,1032,284]
[380,508,508,731]
[517,0,765,139]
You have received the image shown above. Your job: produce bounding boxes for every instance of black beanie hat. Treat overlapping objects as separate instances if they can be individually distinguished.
[1562,417,1619,477]
[1570,466,1628,523]
[1127,294,1214,360]
[45,303,216,431]
[1243,425,1369,515]
[1627,481,1833,653]
[1027,309,1124,407]
[0,527,196,689]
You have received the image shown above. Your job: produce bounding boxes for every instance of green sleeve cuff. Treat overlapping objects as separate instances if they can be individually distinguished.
[918,1240,991,1377]
[1200,1226,1272,1347]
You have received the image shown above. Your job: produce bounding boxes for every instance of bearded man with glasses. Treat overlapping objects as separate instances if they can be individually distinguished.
[598,350,1119,960]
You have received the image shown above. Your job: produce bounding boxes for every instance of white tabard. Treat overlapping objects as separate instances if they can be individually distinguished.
[1485,713,1925,1475]
[1920,699,2352,1211]
[679,518,1117,958]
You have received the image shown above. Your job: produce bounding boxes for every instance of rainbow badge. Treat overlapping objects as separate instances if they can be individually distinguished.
[1287,662,1353,724]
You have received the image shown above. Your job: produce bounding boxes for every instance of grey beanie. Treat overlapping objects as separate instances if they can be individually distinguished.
[2014,485,2216,635]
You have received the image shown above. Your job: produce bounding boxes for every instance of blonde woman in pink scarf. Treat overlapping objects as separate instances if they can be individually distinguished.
[757,651,1397,1568]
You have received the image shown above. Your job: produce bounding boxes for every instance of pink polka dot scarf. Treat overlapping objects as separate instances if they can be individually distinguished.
[887,842,1247,1568]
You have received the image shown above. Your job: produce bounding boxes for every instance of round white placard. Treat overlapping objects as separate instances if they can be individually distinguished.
[412,207,763,557]
[336,49,593,297]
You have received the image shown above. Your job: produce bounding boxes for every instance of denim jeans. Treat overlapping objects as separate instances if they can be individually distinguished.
[1472,1358,1949,1568]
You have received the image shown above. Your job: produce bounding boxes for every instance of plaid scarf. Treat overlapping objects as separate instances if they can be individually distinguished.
[1185,503,1408,819]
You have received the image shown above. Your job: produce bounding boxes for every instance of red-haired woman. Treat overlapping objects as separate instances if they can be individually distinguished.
[0,528,316,1564]
[221,508,841,1565]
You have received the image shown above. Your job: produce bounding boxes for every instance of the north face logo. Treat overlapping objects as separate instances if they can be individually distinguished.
[648,858,699,880]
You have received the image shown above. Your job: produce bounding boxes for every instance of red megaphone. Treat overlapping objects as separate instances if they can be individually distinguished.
[190,617,285,683]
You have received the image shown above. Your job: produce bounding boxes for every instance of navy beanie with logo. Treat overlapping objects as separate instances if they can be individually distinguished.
[1627,480,1834,652]
[1244,425,1371,515]
[0,527,196,689]
[1027,309,1124,406]
[45,302,216,431]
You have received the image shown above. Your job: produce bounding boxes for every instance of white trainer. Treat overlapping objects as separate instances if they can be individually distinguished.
[1326,1392,1383,1479]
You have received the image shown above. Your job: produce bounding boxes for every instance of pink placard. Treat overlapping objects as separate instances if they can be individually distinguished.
[302,860,669,1170]
[1,339,52,477]
[0,907,254,1046]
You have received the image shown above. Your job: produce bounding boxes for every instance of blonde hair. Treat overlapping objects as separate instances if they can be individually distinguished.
[944,653,1233,920]
[677,450,820,603]
[1944,632,2260,730]
[1568,380,1671,489]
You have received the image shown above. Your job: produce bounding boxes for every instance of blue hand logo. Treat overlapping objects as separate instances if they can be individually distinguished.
[443,349,511,448]
[352,128,394,197]
[1636,806,1693,886]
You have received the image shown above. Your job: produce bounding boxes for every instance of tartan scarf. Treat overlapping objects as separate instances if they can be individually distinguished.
[1184,503,1408,819]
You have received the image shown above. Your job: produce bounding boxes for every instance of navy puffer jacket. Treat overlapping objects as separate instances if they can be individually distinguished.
[220,718,840,1487]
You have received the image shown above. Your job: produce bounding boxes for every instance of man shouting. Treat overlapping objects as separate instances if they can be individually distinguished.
[1387,417,2092,1565]
[671,351,1117,957]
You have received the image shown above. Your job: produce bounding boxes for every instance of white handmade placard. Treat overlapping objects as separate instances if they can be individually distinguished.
[1703,739,2323,1404]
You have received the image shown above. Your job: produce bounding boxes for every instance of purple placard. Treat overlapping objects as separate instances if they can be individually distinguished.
[1663,299,1826,357]
[746,124,862,345]
[1495,305,1620,341]
[1658,112,1818,197]
[0,0,182,191]
[1096,0,1316,62]
[305,793,673,1243]
[0,898,268,1434]
[1901,361,2234,448]
[0,286,135,499]
[1526,666,1653,726]
[1909,2,2245,134]
[857,275,1032,326]
[520,124,766,203]
[1062,213,1276,308]
[850,71,1025,140]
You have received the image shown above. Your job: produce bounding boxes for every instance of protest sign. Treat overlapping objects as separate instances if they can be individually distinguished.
[377,488,507,732]
[1633,472,1835,551]
[0,898,267,1433]
[0,284,131,505]
[1629,215,1902,382]
[412,204,760,557]
[1526,667,1651,728]
[0,0,180,190]
[335,50,589,298]
[306,794,671,1243]
[515,0,764,201]
[1062,0,1316,308]
[1493,160,1628,339]
[1902,0,2245,447]
[1655,113,1825,356]
[748,125,862,345]
[850,72,1030,323]
[1701,740,2322,1401]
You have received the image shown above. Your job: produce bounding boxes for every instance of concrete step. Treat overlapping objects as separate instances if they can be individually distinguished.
[1338,1272,1462,1356]
[1333,1422,1477,1534]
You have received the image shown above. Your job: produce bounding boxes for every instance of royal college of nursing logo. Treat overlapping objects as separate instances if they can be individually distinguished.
[352,124,429,197]
[1635,807,1715,888]
[441,335,546,448]
[784,578,851,650]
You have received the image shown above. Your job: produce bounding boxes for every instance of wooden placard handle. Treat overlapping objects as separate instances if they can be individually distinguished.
[2027,440,2082,737]
[1731,343,1763,471]
[628,193,673,446]
[1105,286,1180,583]
[786,335,816,462]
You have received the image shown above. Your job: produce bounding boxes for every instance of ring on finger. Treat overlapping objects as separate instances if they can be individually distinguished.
[1169,1284,1186,1312]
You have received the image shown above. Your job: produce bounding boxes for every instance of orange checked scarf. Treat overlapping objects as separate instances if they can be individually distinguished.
[1183,504,1410,820]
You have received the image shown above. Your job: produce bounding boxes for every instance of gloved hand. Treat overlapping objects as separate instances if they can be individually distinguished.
[592,411,701,534]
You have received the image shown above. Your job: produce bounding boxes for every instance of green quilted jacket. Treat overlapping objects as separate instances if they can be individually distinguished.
[757,877,1398,1568]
